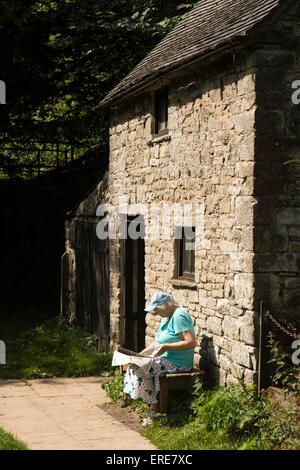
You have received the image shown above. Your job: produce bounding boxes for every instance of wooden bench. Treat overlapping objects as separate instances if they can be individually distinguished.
[159,369,205,413]
[120,365,205,413]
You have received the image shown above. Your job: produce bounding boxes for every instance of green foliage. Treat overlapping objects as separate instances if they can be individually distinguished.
[0,140,76,180]
[0,0,197,178]
[143,381,300,450]
[101,368,299,450]
[267,331,299,396]
[101,370,149,417]
[102,370,129,404]
[191,381,267,438]
[0,427,28,450]
[0,303,114,379]
[262,403,300,450]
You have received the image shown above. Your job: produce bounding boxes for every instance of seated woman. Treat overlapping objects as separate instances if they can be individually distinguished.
[123,291,196,424]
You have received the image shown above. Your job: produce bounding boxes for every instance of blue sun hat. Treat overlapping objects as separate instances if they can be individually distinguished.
[145,292,171,312]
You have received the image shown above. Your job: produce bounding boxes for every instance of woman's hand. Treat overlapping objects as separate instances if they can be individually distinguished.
[140,340,157,356]
[153,344,168,357]
[153,331,196,357]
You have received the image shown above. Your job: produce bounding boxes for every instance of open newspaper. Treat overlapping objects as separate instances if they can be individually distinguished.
[112,347,154,374]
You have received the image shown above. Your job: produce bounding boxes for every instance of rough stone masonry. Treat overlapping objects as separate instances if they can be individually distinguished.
[107,48,259,386]
[64,2,300,387]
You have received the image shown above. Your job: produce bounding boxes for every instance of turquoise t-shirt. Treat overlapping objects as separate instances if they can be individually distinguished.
[154,307,195,368]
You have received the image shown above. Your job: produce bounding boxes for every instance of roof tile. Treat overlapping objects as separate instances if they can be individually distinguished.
[99,0,281,107]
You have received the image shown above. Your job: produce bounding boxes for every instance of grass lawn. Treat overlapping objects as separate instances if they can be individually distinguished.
[0,426,28,450]
[0,301,113,379]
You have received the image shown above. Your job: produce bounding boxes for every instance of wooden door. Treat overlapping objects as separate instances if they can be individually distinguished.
[75,220,110,350]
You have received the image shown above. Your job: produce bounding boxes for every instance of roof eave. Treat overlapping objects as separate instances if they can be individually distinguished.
[95,35,253,111]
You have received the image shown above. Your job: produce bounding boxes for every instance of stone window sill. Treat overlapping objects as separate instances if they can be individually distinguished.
[170,278,197,290]
[147,134,171,146]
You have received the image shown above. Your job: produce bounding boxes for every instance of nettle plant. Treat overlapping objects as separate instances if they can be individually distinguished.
[267,332,299,397]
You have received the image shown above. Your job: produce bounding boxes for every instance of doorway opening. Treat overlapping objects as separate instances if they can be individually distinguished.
[122,215,146,352]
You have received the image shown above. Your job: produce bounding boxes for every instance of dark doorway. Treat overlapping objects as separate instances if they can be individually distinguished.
[74,220,110,350]
[123,215,146,352]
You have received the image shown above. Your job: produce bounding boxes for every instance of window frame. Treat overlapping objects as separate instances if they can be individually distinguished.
[175,226,195,281]
[154,87,169,137]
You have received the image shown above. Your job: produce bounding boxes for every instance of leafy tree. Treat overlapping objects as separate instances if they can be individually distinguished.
[0,1,197,176]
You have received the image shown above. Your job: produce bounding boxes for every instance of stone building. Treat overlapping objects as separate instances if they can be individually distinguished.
[63,0,300,386]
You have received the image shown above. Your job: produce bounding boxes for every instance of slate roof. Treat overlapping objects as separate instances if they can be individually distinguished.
[98,0,283,108]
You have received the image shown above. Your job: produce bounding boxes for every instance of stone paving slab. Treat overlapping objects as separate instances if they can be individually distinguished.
[0,377,157,450]
[0,379,40,398]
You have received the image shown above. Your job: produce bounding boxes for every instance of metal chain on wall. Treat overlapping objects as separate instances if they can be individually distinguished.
[265,310,300,340]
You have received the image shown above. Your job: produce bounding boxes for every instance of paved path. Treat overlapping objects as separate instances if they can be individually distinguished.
[0,377,157,450]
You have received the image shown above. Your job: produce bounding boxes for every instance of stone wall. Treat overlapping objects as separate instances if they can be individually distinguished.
[253,3,300,320]
[108,49,259,386]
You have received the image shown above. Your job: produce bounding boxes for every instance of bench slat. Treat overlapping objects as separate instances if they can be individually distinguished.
[163,371,205,379]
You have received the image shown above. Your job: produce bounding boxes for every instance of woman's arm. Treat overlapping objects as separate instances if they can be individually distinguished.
[153,330,196,358]
[140,339,158,356]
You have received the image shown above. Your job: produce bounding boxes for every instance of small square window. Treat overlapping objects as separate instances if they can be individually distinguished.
[154,88,168,136]
[175,226,195,280]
